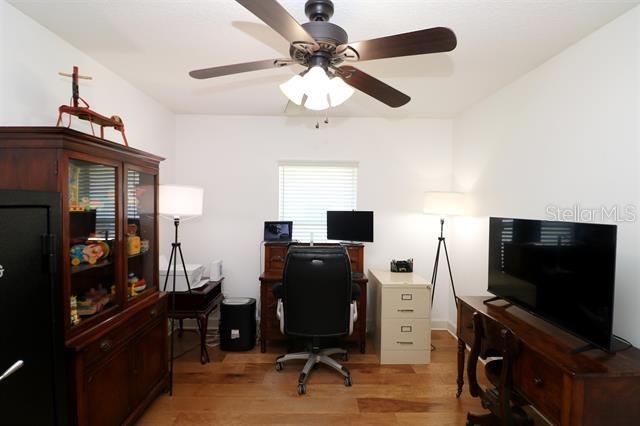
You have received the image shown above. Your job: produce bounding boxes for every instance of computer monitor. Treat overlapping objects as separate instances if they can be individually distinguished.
[264,221,293,242]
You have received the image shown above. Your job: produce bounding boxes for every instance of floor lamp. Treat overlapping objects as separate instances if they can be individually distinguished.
[159,184,204,396]
[423,191,467,318]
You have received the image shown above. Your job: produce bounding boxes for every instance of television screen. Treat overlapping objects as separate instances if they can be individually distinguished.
[327,211,374,242]
[488,217,617,351]
[264,221,293,242]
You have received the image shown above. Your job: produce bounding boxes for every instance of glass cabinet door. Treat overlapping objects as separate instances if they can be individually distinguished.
[125,168,157,301]
[68,159,119,327]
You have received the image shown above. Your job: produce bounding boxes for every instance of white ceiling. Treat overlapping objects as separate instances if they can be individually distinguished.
[9,0,638,118]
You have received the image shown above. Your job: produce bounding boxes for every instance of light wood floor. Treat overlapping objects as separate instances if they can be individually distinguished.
[137,331,491,425]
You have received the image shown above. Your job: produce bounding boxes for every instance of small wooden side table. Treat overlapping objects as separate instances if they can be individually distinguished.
[170,279,223,364]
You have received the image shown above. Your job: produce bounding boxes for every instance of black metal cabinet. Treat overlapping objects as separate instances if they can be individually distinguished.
[0,190,66,425]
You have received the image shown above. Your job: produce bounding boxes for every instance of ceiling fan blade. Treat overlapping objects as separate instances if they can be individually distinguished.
[336,65,410,108]
[235,0,318,48]
[349,27,457,62]
[189,59,292,79]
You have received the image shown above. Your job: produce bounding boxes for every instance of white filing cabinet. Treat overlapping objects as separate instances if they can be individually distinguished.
[369,269,432,364]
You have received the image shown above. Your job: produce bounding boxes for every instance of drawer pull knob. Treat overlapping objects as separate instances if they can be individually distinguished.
[401,326,412,333]
[401,294,413,301]
[271,256,284,262]
[533,377,543,386]
[396,341,414,345]
[150,308,158,318]
[397,309,414,313]
[99,339,113,353]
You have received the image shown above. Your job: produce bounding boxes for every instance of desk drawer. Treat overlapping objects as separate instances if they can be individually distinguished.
[265,245,287,274]
[516,349,563,422]
[382,318,429,350]
[382,288,429,318]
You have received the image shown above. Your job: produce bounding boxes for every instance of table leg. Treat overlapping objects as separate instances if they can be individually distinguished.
[260,339,266,353]
[199,314,210,364]
[456,337,465,398]
[178,319,184,338]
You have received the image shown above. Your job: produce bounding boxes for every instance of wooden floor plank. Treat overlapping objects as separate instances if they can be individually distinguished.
[138,331,528,425]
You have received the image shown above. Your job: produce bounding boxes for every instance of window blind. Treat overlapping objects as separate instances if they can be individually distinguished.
[279,163,358,242]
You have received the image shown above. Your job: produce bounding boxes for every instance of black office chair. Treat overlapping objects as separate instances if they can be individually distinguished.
[273,246,358,395]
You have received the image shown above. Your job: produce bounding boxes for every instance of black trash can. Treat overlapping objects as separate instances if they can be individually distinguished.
[219,297,257,351]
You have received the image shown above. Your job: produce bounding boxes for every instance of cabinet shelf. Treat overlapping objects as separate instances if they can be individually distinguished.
[71,258,113,274]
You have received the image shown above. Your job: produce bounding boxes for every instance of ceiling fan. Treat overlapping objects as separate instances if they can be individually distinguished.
[189,0,457,111]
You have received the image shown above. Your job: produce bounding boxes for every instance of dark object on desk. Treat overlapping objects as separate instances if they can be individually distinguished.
[274,246,357,395]
[260,242,368,353]
[456,296,640,425]
[488,217,618,353]
[264,221,293,242]
[466,312,532,426]
[327,210,374,242]
[220,298,256,351]
[172,279,223,363]
[390,258,413,272]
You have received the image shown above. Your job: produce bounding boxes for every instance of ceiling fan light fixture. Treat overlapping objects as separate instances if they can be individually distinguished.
[328,75,354,107]
[302,65,330,98]
[304,92,330,111]
[279,74,305,105]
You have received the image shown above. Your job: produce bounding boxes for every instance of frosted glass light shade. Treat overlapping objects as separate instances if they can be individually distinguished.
[304,92,330,111]
[303,66,330,98]
[159,185,204,217]
[279,74,305,105]
[328,76,354,107]
[423,192,468,216]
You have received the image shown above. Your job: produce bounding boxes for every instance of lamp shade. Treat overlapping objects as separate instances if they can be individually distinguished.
[423,192,467,216]
[159,185,204,217]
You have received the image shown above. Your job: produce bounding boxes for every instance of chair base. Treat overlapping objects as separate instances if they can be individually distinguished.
[466,405,533,426]
[275,348,352,395]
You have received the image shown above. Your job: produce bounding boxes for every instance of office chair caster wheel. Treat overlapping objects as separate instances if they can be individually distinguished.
[313,363,319,370]
[341,352,349,361]
[344,376,352,387]
[275,362,283,372]
[297,383,306,395]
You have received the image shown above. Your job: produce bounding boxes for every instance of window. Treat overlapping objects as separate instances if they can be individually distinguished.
[279,162,358,242]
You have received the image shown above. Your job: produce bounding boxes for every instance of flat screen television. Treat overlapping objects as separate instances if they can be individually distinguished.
[488,217,617,351]
[327,211,374,242]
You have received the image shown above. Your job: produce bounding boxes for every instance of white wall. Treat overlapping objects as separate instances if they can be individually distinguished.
[452,7,640,345]
[0,0,175,183]
[174,115,455,325]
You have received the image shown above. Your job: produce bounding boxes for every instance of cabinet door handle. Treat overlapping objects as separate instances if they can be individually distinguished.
[533,377,544,386]
[271,256,284,262]
[397,309,414,313]
[99,339,113,353]
[0,360,23,382]
[150,308,158,318]
[396,341,414,345]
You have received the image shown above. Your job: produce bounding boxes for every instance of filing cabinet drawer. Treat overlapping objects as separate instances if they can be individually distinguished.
[381,318,429,350]
[382,288,429,318]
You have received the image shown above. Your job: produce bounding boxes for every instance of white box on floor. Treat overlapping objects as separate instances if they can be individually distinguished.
[159,261,205,292]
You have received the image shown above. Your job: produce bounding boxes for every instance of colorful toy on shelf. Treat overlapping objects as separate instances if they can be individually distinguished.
[127,223,141,255]
[133,278,147,293]
[77,285,111,317]
[140,239,150,253]
[70,244,86,266]
[83,243,105,265]
[128,273,139,297]
[70,295,80,326]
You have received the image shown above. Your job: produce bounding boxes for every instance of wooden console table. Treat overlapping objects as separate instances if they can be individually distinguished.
[259,242,368,353]
[456,296,640,426]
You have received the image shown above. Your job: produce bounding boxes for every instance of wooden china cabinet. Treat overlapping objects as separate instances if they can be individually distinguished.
[0,127,168,425]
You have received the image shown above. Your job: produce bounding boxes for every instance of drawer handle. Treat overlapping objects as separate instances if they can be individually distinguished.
[401,326,412,333]
[99,339,113,353]
[271,256,284,262]
[533,377,544,387]
[150,308,158,318]
[396,341,414,345]
[397,309,414,313]
[465,324,473,330]
[401,294,413,301]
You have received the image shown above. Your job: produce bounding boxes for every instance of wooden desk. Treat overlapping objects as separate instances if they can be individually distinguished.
[456,296,640,426]
[170,279,223,364]
[259,242,368,353]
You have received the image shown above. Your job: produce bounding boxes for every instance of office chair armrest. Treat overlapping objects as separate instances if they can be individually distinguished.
[277,298,284,334]
[349,301,358,335]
